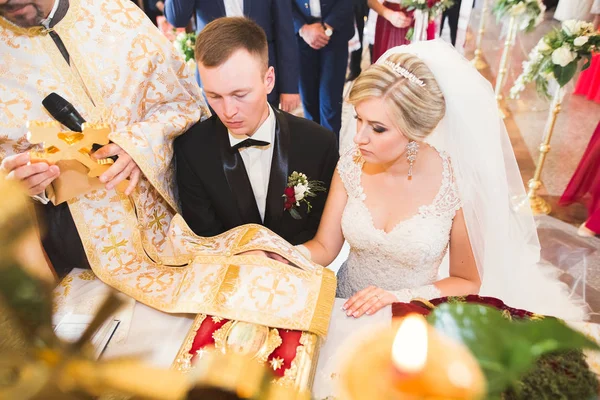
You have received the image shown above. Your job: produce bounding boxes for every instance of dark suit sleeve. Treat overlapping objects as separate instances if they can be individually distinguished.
[291,1,310,34]
[323,0,353,33]
[291,133,339,245]
[148,0,162,13]
[175,142,226,237]
[164,0,195,28]
[274,0,300,95]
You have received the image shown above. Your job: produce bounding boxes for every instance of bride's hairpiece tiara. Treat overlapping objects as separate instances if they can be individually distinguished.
[383,60,426,87]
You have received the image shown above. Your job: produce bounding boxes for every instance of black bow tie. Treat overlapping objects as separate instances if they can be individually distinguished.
[231,138,270,151]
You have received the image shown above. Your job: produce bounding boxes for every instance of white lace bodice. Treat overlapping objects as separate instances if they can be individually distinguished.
[336,146,462,300]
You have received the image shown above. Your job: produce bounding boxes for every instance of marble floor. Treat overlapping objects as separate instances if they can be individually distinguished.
[331,7,600,320]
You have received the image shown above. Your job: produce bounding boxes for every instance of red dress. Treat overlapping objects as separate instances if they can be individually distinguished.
[573,53,600,104]
[372,2,437,63]
[559,121,600,232]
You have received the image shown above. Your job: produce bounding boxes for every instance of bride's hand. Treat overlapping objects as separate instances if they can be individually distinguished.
[343,286,397,318]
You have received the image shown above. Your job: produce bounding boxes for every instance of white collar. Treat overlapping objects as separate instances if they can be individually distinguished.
[228,105,276,147]
[41,0,61,28]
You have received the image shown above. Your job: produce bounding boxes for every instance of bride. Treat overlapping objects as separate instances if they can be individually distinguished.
[295,40,586,321]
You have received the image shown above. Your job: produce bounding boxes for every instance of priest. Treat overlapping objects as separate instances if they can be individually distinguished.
[0,3,336,381]
[0,0,208,279]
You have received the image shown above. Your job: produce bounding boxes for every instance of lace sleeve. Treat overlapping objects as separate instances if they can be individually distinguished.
[336,145,365,200]
[430,153,463,217]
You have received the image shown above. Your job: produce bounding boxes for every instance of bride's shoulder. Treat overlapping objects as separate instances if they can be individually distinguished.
[338,144,362,171]
[336,144,363,197]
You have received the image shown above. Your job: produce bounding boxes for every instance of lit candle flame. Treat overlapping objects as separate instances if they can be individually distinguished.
[391,314,428,374]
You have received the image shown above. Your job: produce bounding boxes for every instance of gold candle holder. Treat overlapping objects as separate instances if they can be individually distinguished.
[494,15,519,119]
[525,87,566,215]
[471,0,490,70]
[339,315,486,399]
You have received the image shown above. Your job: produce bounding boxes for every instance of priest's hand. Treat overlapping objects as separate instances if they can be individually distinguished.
[0,152,60,196]
[92,143,141,196]
[343,286,397,318]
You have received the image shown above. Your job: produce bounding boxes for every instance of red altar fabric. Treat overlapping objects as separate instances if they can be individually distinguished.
[187,316,302,378]
[574,53,600,104]
[559,121,600,233]
[392,295,540,319]
[372,2,436,63]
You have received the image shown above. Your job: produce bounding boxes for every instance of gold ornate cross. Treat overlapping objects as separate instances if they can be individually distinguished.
[27,121,115,178]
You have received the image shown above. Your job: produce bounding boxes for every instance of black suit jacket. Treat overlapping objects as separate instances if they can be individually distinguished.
[175,109,338,245]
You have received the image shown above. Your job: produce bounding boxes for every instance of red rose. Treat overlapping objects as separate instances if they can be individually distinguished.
[284,200,294,210]
[284,187,295,198]
[427,0,438,7]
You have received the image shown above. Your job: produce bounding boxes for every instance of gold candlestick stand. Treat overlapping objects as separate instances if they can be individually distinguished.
[525,87,566,215]
[494,15,519,119]
[471,0,490,70]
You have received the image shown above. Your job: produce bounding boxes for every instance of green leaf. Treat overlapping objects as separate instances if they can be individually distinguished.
[553,59,579,87]
[289,208,302,220]
[582,55,592,71]
[0,262,54,343]
[427,303,599,396]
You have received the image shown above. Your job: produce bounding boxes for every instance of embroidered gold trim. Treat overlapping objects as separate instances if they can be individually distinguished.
[172,313,206,372]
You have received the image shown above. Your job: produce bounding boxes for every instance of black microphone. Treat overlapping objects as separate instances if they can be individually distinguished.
[42,92,86,132]
[42,92,116,160]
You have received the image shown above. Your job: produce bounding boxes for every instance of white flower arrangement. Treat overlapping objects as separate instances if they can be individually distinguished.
[174,32,196,63]
[493,0,546,32]
[283,172,326,220]
[510,19,599,99]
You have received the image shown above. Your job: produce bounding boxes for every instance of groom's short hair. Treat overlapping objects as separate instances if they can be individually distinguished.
[195,17,269,73]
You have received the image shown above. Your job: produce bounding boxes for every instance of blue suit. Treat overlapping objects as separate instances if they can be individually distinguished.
[292,0,353,136]
[165,0,299,106]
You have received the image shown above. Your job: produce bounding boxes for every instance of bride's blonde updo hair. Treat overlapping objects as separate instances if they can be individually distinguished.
[348,53,446,142]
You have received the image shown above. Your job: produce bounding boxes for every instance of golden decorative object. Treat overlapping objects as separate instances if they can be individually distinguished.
[27,121,113,177]
[188,350,310,400]
[471,0,490,70]
[494,15,519,119]
[523,87,566,215]
[174,313,320,393]
[211,320,283,363]
[340,315,486,399]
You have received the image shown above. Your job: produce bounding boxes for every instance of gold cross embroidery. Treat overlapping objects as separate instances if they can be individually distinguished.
[250,272,296,312]
[149,208,167,232]
[136,271,174,293]
[102,234,128,260]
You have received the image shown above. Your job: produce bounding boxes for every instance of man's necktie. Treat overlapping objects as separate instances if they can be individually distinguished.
[231,139,270,151]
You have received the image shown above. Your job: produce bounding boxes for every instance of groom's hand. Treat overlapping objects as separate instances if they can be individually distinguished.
[343,286,397,318]
[238,250,290,264]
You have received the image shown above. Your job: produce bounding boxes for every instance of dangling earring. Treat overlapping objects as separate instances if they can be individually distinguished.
[406,141,419,181]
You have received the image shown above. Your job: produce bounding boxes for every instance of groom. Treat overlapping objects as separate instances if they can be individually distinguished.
[175,17,339,245]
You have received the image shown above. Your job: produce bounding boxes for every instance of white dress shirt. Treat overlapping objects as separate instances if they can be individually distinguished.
[224,0,244,17]
[309,0,322,18]
[228,106,276,222]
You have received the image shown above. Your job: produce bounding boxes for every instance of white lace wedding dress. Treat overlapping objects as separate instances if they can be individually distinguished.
[335,145,462,301]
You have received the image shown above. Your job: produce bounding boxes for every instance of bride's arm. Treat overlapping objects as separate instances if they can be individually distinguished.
[298,170,347,266]
[434,208,481,295]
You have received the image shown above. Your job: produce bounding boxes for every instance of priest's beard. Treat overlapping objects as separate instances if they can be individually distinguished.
[0,2,47,28]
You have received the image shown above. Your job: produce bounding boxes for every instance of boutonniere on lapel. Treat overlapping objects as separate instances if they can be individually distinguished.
[283,172,326,220]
